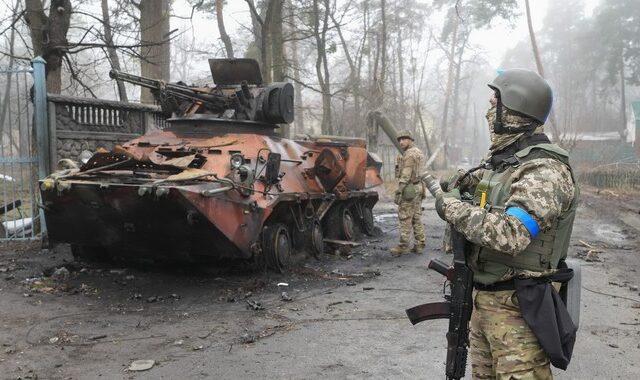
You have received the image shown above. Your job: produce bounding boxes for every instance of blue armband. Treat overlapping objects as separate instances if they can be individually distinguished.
[505,207,540,238]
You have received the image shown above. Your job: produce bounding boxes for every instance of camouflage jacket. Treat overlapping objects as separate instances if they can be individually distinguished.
[397,143,425,185]
[441,156,575,256]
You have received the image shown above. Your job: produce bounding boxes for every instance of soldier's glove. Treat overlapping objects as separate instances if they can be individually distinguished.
[435,188,460,220]
[439,170,463,191]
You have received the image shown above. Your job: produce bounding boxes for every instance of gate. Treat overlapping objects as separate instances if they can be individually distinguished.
[0,58,45,240]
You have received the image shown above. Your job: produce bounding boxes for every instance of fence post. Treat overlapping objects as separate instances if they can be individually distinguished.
[32,56,48,234]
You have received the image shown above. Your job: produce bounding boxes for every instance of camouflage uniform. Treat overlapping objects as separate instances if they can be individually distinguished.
[393,141,426,254]
[438,110,577,379]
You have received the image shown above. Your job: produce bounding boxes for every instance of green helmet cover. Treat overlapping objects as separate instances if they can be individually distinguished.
[488,69,553,124]
[396,130,414,141]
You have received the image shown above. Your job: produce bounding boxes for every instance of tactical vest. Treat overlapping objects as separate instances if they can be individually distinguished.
[469,143,580,285]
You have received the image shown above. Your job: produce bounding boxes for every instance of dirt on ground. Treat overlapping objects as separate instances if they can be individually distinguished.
[0,186,639,380]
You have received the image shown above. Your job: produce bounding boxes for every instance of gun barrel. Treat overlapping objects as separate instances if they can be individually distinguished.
[109,70,161,90]
[421,173,443,197]
[109,69,228,110]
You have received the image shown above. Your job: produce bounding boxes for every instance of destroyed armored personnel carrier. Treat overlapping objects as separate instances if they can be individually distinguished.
[40,59,383,271]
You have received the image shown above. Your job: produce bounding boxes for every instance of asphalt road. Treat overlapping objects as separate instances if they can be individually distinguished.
[0,187,638,379]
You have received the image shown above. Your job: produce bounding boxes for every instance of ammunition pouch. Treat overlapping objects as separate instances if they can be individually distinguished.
[402,183,417,201]
[514,268,577,370]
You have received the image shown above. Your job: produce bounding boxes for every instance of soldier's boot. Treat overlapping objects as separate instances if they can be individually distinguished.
[390,244,410,256]
[412,243,425,254]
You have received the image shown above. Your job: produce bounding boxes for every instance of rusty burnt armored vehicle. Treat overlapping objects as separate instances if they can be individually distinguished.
[40,59,383,271]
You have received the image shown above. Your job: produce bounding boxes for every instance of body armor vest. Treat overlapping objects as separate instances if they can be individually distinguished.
[469,143,579,285]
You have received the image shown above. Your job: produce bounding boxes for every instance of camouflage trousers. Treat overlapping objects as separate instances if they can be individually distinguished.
[397,195,425,247]
[470,289,552,380]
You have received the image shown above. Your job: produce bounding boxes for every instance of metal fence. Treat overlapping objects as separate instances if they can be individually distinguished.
[0,62,38,240]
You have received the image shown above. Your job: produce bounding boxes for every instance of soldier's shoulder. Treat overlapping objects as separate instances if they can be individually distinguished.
[406,146,424,156]
[514,157,574,187]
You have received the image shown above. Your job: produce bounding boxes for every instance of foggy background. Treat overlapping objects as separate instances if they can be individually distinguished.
[0,0,638,168]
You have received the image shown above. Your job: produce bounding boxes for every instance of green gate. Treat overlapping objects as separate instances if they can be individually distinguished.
[0,58,48,240]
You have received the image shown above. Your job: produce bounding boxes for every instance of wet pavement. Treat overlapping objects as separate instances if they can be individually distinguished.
[0,187,638,379]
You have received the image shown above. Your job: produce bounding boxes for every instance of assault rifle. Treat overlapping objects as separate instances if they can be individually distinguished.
[406,174,474,380]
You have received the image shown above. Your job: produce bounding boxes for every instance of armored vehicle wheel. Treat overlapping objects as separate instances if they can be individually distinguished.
[326,205,356,241]
[308,220,324,258]
[70,244,109,262]
[342,207,355,241]
[262,223,292,273]
[361,206,376,236]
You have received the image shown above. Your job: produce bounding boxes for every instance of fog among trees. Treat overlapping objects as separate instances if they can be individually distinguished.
[1,0,639,164]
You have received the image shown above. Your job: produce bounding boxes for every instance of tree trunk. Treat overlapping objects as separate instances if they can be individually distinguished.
[24,0,72,94]
[524,0,560,141]
[270,0,285,82]
[331,8,364,135]
[139,0,171,104]
[367,0,386,147]
[215,0,234,58]
[244,0,263,64]
[397,24,405,132]
[0,0,18,138]
[379,0,387,101]
[313,0,332,135]
[101,0,128,102]
[287,0,304,135]
[619,52,627,141]
[440,12,459,167]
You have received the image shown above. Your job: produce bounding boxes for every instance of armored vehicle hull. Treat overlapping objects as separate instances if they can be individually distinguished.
[40,118,383,271]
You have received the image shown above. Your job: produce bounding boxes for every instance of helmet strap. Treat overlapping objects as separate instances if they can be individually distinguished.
[494,95,539,135]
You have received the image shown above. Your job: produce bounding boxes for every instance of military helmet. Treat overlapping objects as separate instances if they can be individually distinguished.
[396,130,414,141]
[488,69,553,124]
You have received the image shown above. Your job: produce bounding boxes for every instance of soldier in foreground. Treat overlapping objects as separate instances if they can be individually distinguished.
[391,130,426,255]
[433,69,579,378]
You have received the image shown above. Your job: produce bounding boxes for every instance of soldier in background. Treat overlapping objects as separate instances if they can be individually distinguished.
[434,69,579,378]
[391,130,426,255]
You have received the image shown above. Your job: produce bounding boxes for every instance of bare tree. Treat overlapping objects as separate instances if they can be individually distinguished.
[137,0,171,103]
[245,0,282,83]
[101,0,128,101]
[0,0,20,138]
[312,0,332,134]
[215,0,234,58]
[24,0,72,94]
[524,0,560,141]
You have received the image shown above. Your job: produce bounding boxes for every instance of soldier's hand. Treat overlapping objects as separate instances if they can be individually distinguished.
[435,188,460,220]
[394,190,402,205]
[439,170,462,191]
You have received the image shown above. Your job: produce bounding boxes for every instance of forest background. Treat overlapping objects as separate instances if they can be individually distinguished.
[0,0,638,166]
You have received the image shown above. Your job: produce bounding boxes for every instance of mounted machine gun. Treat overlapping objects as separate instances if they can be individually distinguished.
[110,58,294,124]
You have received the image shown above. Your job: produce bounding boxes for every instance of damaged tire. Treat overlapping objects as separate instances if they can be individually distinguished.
[326,205,356,241]
[262,223,292,273]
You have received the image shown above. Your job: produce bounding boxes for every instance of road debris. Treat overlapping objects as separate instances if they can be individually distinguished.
[51,267,70,281]
[281,292,293,302]
[246,300,265,311]
[128,359,155,371]
[240,333,257,344]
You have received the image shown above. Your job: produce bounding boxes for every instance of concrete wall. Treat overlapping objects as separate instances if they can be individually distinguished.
[47,95,167,169]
